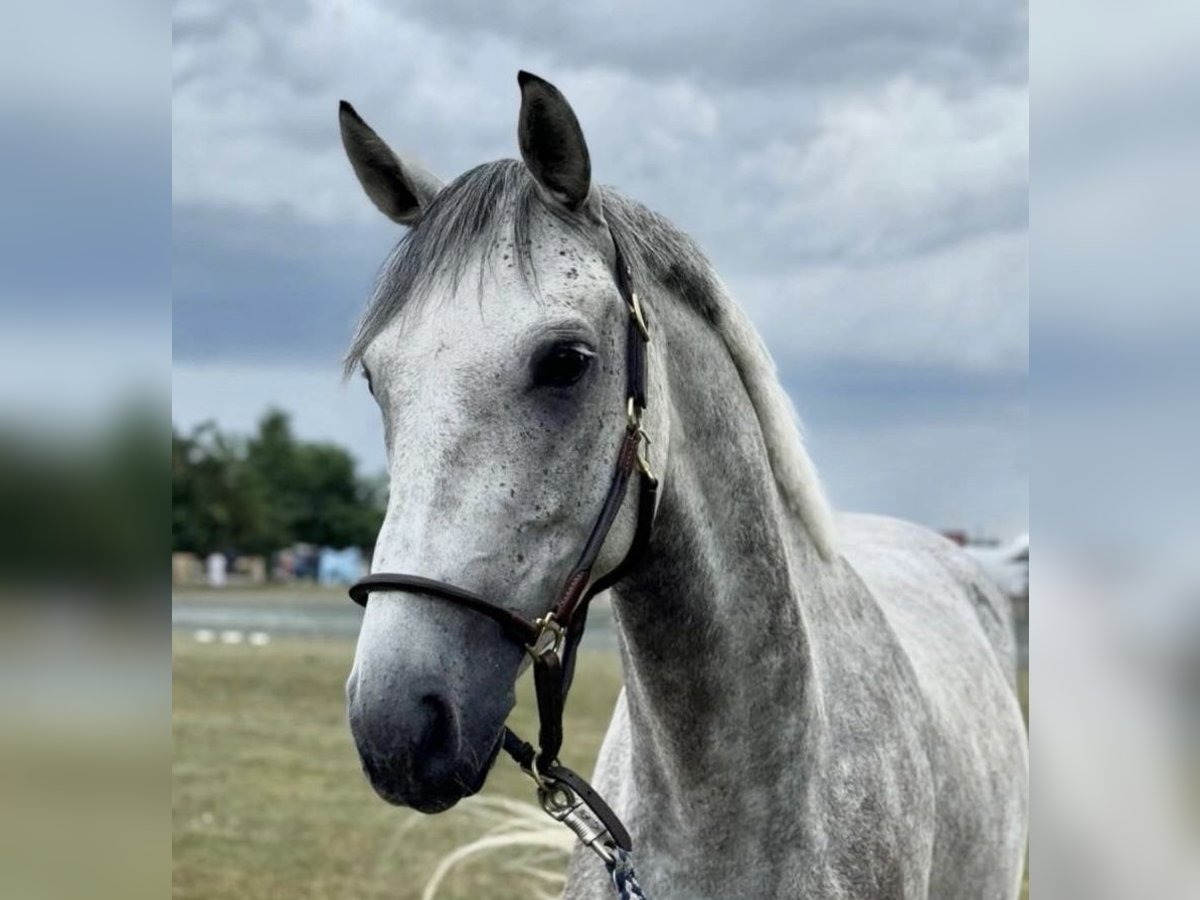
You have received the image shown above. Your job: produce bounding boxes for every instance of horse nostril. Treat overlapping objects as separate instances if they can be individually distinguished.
[413,690,459,761]
[348,672,476,810]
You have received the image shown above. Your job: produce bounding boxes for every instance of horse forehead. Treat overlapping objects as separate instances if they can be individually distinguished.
[367,253,616,371]
[360,287,517,379]
[468,242,618,321]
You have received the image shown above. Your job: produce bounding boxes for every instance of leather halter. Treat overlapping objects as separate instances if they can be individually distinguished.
[349,232,659,862]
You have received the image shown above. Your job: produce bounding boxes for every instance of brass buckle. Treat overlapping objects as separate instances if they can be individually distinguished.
[626,396,642,429]
[625,399,655,478]
[628,291,650,341]
[635,430,654,479]
[525,613,564,661]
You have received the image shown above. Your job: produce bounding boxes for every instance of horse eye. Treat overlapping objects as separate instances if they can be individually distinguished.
[533,344,594,388]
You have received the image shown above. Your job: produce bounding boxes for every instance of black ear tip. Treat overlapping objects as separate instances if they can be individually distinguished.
[339,100,358,118]
[517,70,543,89]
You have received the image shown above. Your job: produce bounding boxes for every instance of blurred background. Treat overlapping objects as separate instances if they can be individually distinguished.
[1,2,169,899]
[0,0,1196,898]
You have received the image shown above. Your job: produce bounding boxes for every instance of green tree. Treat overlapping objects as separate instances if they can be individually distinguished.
[171,409,387,562]
[242,409,303,552]
[172,421,271,556]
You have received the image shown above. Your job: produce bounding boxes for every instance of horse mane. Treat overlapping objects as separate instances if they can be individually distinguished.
[345,160,838,559]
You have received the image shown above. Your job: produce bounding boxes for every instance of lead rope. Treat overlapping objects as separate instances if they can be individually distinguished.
[607,848,648,899]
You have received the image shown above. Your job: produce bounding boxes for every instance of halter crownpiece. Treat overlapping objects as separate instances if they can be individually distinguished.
[349,227,659,872]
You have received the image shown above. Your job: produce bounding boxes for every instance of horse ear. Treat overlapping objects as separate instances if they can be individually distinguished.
[339,101,443,226]
[516,71,599,216]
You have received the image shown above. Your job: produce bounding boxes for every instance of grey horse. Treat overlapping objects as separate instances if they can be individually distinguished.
[339,71,1028,899]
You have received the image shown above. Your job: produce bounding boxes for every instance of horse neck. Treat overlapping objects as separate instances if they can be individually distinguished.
[610,298,837,862]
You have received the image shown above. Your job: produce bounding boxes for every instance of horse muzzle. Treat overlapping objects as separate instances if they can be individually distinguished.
[346,670,506,813]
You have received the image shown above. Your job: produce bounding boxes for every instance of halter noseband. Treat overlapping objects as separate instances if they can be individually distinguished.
[348,231,659,865]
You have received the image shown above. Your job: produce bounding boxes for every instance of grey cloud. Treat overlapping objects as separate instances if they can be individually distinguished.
[403,0,1026,89]
[172,204,393,363]
[0,108,168,311]
[172,9,1025,274]
[169,0,1028,531]
[784,364,1026,533]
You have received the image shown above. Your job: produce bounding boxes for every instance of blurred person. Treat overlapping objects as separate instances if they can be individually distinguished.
[205,550,227,588]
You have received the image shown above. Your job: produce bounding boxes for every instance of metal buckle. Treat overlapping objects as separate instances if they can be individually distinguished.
[635,430,654,479]
[626,396,642,429]
[628,291,650,341]
[519,752,553,791]
[625,400,655,478]
[525,613,564,661]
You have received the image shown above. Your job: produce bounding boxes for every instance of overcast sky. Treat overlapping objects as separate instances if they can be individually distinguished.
[171,0,1029,536]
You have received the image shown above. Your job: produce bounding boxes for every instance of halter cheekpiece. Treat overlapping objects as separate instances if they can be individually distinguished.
[349,228,659,874]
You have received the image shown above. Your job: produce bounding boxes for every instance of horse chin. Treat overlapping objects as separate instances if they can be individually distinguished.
[419,729,505,813]
[407,792,462,815]
[364,727,505,814]
[458,726,505,795]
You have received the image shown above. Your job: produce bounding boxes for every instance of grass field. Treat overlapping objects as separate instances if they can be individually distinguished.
[173,637,621,899]
[173,636,1028,899]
